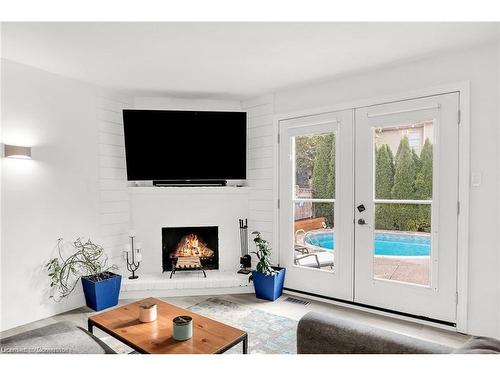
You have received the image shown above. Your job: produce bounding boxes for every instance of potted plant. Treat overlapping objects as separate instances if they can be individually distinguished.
[250,231,286,301]
[46,238,121,311]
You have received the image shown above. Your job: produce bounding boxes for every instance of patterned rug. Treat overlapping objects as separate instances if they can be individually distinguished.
[101,297,297,354]
[187,297,297,354]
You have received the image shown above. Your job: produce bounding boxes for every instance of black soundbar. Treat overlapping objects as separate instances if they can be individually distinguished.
[153,180,227,187]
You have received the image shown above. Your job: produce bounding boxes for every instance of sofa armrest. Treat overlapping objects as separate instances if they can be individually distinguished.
[453,336,500,354]
[297,311,451,354]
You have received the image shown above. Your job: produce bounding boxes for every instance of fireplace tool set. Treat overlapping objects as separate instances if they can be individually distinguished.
[238,218,252,274]
[124,230,142,279]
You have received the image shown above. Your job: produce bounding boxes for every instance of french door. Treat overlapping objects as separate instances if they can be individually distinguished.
[279,93,460,323]
[279,110,354,300]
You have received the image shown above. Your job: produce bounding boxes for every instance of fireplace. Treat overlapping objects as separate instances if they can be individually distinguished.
[162,226,219,272]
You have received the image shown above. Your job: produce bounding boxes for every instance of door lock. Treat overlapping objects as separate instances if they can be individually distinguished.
[357,218,367,225]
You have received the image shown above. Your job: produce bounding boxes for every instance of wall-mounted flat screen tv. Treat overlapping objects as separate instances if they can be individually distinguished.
[123,109,247,182]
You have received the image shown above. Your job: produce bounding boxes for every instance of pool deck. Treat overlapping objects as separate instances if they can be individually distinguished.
[309,255,430,286]
[374,256,429,286]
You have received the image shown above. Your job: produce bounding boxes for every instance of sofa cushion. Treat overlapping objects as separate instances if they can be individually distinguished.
[453,337,500,354]
[0,321,115,354]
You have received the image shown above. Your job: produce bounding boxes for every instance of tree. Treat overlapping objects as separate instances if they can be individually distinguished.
[387,145,395,178]
[394,136,404,165]
[311,133,335,199]
[414,138,433,232]
[295,135,320,188]
[372,136,433,233]
[391,136,419,231]
[414,138,433,199]
[374,144,396,230]
[375,144,394,199]
[311,133,335,226]
[391,135,417,199]
[412,148,422,176]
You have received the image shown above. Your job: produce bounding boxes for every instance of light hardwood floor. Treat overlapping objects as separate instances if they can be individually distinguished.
[1,292,469,350]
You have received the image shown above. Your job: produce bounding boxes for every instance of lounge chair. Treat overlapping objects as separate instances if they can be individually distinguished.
[294,222,334,269]
[294,251,334,269]
[294,229,309,254]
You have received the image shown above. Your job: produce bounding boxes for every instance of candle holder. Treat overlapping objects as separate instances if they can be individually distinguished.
[125,235,141,280]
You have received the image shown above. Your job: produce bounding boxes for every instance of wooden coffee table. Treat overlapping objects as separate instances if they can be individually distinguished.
[87,297,248,354]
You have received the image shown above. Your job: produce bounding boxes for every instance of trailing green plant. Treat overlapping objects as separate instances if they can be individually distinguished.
[251,231,277,276]
[46,238,117,301]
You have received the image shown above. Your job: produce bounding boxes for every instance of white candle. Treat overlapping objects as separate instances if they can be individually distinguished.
[136,251,142,262]
[136,242,143,250]
[124,244,131,252]
[129,230,136,237]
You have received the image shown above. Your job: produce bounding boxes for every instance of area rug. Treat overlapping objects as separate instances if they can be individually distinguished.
[101,297,297,354]
[187,297,297,354]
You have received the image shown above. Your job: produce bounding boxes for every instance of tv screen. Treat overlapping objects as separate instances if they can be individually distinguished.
[122,109,247,181]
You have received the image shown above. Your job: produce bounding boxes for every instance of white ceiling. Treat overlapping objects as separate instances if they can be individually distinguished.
[2,22,499,99]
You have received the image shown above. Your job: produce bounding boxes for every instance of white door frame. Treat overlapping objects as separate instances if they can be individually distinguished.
[273,81,470,333]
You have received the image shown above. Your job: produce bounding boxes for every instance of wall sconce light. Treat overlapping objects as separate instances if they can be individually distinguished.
[3,144,32,159]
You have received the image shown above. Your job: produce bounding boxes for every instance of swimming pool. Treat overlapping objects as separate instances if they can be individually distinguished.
[304,231,431,256]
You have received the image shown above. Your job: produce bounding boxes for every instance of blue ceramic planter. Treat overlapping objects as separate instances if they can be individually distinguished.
[252,267,286,301]
[81,272,121,311]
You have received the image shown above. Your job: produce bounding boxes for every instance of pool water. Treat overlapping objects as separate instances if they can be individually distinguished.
[304,232,430,256]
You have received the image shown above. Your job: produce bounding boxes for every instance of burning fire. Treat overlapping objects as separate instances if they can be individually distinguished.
[174,233,215,258]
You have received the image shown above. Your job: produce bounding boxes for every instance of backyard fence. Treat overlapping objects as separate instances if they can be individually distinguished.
[295,187,313,220]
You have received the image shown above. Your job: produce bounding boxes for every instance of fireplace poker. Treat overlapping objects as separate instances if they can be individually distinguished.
[238,218,251,274]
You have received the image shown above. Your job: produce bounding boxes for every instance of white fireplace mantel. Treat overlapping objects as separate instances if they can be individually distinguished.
[128,186,251,196]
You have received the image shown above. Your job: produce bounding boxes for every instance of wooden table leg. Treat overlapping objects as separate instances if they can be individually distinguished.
[88,320,94,334]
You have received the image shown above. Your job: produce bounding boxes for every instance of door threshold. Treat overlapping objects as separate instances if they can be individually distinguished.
[283,287,457,330]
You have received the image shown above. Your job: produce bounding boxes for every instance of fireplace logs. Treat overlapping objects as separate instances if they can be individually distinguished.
[170,256,206,279]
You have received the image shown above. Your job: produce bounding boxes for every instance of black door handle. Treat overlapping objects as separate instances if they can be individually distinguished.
[358,218,367,225]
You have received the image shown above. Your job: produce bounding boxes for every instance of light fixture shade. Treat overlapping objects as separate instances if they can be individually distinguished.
[4,144,32,159]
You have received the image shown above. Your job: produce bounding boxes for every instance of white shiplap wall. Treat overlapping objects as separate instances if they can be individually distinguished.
[97,93,277,268]
[241,95,278,263]
[97,91,133,267]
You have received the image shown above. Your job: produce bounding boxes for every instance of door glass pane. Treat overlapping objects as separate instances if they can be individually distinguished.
[374,121,433,200]
[294,133,336,199]
[373,121,434,286]
[294,202,335,272]
[373,204,431,286]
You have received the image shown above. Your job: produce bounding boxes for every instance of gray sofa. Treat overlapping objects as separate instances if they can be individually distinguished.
[0,322,115,354]
[297,311,500,354]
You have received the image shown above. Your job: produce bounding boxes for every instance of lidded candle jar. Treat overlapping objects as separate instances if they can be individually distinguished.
[139,302,157,322]
[172,316,193,341]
